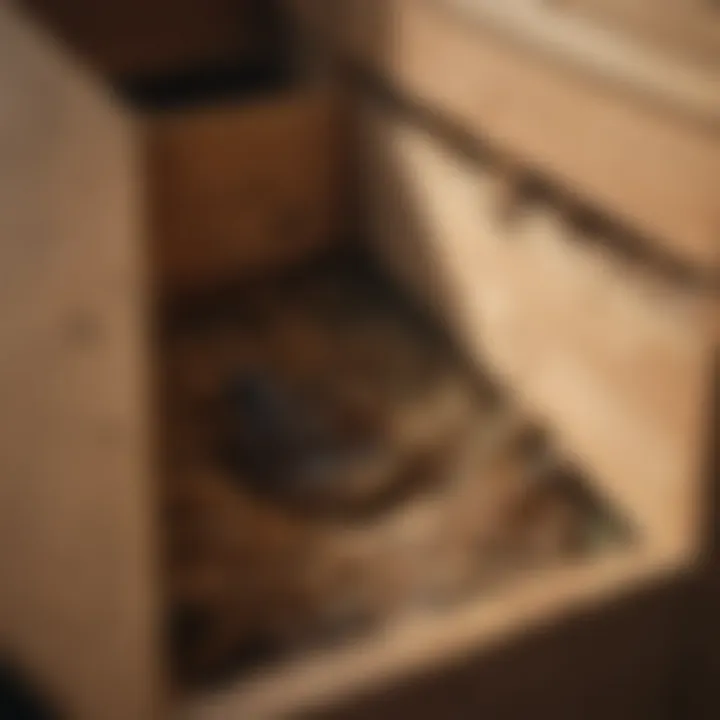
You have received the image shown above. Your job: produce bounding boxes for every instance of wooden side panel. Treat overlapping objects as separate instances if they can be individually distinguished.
[561,0,720,69]
[358,100,712,549]
[22,0,276,77]
[289,0,720,273]
[310,580,686,720]
[183,551,684,719]
[0,6,158,719]
[148,93,343,293]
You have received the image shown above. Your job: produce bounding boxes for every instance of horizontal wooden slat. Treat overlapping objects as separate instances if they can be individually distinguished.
[288,0,720,273]
[443,0,720,122]
[23,0,276,77]
[559,0,720,70]
[183,548,681,719]
[358,99,713,547]
[147,92,343,292]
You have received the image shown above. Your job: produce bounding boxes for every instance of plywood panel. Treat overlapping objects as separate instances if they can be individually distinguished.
[0,6,158,719]
[148,92,343,292]
[561,0,720,70]
[358,99,713,550]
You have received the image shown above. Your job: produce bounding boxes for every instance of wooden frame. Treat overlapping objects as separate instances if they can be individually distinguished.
[0,6,160,719]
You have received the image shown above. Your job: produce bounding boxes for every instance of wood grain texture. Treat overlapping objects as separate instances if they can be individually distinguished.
[148,93,344,293]
[0,5,159,719]
[438,0,720,121]
[357,99,713,553]
[560,0,720,70]
[286,0,720,273]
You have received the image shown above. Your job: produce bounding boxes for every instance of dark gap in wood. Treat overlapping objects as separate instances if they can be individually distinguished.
[111,0,295,112]
[0,657,62,720]
[114,62,292,113]
[665,348,720,720]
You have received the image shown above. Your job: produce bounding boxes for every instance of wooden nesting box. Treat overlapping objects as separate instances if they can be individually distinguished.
[0,2,717,719]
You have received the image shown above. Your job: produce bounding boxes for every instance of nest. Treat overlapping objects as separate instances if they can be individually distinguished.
[159,255,623,686]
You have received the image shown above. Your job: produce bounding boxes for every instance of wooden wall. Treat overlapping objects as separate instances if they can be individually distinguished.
[560,0,720,69]
[0,5,159,718]
[21,0,281,77]
[147,91,344,293]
